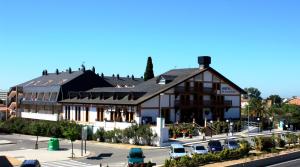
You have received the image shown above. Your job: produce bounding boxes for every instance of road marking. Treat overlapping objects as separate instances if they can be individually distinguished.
[267,158,300,167]
[99,162,127,167]
[41,160,94,167]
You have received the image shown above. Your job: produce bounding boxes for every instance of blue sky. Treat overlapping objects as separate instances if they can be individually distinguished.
[0,0,299,98]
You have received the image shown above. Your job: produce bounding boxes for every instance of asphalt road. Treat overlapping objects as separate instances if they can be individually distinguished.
[0,133,170,166]
[267,158,300,167]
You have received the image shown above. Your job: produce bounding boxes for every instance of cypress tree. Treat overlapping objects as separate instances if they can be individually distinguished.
[144,57,154,81]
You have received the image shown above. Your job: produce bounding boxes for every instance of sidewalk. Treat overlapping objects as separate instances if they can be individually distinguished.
[0,148,90,163]
[0,140,15,145]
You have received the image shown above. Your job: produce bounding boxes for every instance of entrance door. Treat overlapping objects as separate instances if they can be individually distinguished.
[162,108,171,123]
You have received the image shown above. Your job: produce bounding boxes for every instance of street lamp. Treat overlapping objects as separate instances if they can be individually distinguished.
[257,117,260,133]
[210,120,213,138]
[159,93,165,147]
[226,119,229,136]
[269,117,273,132]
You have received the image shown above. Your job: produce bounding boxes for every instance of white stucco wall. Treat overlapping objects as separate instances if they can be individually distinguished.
[141,96,159,108]
[204,71,212,82]
[224,108,240,119]
[141,109,159,123]
[220,84,239,95]
[224,96,240,106]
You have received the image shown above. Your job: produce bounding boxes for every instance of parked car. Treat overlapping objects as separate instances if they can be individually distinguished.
[20,160,41,167]
[127,148,145,166]
[169,144,187,159]
[224,139,240,150]
[207,140,223,152]
[189,144,208,156]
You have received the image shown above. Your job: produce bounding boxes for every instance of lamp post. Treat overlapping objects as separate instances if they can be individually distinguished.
[159,93,164,147]
[226,119,229,136]
[247,105,250,138]
[269,117,273,132]
[210,120,213,138]
[257,117,260,133]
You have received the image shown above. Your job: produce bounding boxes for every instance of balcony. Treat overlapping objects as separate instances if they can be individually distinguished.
[203,88,214,94]
[174,86,192,93]
[21,112,58,121]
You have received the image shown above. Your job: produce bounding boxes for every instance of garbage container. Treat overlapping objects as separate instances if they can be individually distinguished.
[48,138,59,151]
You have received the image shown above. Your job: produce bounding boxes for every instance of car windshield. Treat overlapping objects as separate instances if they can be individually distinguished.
[228,141,238,146]
[195,146,205,150]
[209,141,221,147]
[129,152,143,158]
[174,148,185,153]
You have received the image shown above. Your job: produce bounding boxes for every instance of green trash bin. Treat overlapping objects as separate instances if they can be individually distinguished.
[48,138,59,151]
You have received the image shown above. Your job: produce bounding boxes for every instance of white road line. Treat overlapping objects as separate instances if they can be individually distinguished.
[267,158,300,167]
[41,160,94,167]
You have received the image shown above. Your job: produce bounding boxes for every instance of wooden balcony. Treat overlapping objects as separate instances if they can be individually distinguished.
[175,100,232,108]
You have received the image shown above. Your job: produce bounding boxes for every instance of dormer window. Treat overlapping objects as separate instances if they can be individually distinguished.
[157,75,176,85]
[158,78,166,85]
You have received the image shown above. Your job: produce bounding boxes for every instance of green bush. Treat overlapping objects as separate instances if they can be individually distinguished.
[285,133,298,147]
[97,124,155,146]
[0,118,81,139]
[93,128,105,141]
[164,142,251,167]
[253,136,275,152]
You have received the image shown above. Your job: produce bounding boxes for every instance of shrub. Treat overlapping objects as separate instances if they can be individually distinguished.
[253,136,275,152]
[239,140,251,156]
[0,118,82,139]
[93,128,105,141]
[285,133,298,147]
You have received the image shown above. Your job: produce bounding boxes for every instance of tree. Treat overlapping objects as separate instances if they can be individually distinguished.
[63,123,80,158]
[244,87,262,100]
[267,95,282,106]
[31,122,42,149]
[144,57,154,81]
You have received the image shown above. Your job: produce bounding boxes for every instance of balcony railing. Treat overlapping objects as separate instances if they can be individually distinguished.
[175,100,232,107]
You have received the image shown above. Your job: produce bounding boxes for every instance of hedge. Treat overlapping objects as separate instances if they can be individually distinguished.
[0,117,82,139]
[93,124,157,146]
[164,140,250,167]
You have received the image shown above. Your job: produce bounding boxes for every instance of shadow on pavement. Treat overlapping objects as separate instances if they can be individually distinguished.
[87,153,113,160]
[0,156,13,167]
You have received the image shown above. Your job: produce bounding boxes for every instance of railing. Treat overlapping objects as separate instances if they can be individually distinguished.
[203,88,214,94]
[174,86,192,93]
[175,100,232,108]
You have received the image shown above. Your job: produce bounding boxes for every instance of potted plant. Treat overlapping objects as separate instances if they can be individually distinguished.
[173,130,177,139]
[181,129,187,138]
[188,128,193,138]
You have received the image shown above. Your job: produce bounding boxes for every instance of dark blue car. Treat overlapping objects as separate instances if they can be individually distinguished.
[207,140,223,153]
[21,160,41,167]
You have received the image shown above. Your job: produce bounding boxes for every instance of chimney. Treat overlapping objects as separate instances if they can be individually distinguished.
[198,56,211,69]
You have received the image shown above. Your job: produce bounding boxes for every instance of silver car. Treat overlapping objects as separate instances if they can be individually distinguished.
[169,144,187,160]
[189,145,208,156]
[224,139,240,150]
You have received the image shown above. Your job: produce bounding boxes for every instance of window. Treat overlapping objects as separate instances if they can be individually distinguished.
[184,82,190,91]
[37,92,44,101]
[85,107,89,122]
[97,108,104,121]
[65,106,68,119]
[75,106,81,121]
[43,92,50,101]
[50,92,58,101]
[65,106,71,120]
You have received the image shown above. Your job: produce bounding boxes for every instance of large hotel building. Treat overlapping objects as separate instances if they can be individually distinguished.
[8,56,246,132]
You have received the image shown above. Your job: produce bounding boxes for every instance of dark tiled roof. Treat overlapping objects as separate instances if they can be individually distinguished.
[103,76,144,87]
[18,70,85,88]
[60,67,246,105]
